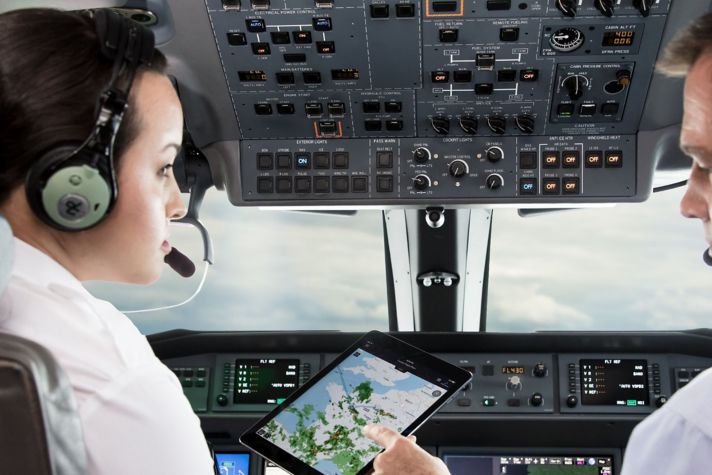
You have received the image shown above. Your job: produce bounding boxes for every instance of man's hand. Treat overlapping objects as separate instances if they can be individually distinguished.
[363,424,451,475]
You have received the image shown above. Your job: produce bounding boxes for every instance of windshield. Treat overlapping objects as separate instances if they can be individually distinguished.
[86,182,708,335]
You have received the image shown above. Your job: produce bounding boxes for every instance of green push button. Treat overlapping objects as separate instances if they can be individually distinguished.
[627,400,637,406]
[277,398,286,404]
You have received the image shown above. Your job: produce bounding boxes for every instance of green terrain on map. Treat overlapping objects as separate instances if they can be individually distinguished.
[265,380,397,475]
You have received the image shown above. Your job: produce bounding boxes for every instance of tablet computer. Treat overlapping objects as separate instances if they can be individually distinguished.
[240,330,472,475]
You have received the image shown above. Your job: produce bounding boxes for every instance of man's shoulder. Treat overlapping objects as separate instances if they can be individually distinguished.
[656,367,712,438]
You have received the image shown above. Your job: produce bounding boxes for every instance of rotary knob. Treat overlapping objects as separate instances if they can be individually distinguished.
[550,27,584,53]
[486,146,504,163]
[566,394,578,408]
[555,0,576,17]
[533,363,547,377]
[515,114,535,134]
[431,116,450,135]
[486,174,503,190]
[530,393,544,407]
[595,0,614,17]
[563,75,587,101]
[216,394,228,406]
[413,174,431,191]
[486,115,506,135]
[449,159,469,178]
[459,115,478,135]
[506,375,522,392]
[413,147,431,164]
[655,395,668,408]
[633,0,652,17]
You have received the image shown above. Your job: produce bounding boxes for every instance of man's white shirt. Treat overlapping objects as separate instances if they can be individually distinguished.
[622,366,712,474]
[0,238,214,474]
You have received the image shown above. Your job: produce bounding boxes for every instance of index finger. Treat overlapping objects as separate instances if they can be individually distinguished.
[362,424,401,448]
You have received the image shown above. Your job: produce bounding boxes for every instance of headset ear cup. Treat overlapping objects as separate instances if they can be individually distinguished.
[26,145,114,232]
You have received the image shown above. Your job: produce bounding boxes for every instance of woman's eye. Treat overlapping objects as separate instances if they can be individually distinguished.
[159,164,173,177]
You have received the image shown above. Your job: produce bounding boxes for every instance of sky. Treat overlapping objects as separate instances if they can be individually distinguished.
[85,185,712,335]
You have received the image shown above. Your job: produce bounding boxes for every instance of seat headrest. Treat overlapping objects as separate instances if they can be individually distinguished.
[0,215,13,294]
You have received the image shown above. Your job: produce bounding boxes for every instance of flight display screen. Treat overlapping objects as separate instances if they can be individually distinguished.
[234,359,300,404]
[444,454,614,475]
[215,453,250,475]
[580,359,649,406]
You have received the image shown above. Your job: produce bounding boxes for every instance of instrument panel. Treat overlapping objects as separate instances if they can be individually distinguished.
[197,0,683,206]
[153,330,712,474]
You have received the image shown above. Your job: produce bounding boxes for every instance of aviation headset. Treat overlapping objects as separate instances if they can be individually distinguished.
[25,9,155,232]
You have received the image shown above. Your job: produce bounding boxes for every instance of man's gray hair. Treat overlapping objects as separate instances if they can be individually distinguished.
[658,13,712,77]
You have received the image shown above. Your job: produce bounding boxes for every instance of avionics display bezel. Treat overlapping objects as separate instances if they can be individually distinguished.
[233,358,300,405]
[580,359,649,407]
[240,331,472,475]
[214,452,251,475]
[439,447,621,475]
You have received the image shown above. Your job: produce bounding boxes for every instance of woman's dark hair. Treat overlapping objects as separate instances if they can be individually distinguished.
[0,8,167,206]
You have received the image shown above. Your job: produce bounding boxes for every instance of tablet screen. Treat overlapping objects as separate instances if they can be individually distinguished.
[255,346,450,474]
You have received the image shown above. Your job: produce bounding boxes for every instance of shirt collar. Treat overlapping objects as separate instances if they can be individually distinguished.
[12,238,91,299]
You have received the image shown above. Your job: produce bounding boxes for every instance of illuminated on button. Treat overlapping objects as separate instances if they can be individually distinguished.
[277,398,286,404]
[482,398,496,407]
[627,400,637,406]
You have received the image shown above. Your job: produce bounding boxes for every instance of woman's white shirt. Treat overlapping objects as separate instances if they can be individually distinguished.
[0,238,214,474]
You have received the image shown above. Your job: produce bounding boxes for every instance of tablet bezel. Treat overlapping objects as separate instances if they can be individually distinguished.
[240,330,472,475]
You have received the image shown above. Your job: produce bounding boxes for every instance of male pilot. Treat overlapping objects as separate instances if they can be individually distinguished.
[621,12,712,475]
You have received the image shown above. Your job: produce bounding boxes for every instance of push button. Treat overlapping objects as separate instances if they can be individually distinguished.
[293,31,312,43]
[432,71,449,83]
[370,3,390,17]
[295,176,312,193]
[585,151,603,168]
[257,153,274,170]
[453,70,472,82]
[254,103,272,115]
[386,120,403,131]
[314,152,330,169]
[276,153,292,169]
[482,365,494,376]
[275,72,295,85]
[276,177,292,193]
[605,150,623,168]
[500,27,519,42]
[377,175,393,192]
[271,31,291,44]
[227,32,247,46]
[332,176,349,192]
[562,150,580,168]
[542,177,560,195]
[497,70,517,82]
[314,176,330,193]
[384,101,402,113]
[352,176,368,192]
[333,152,349,169]
[439,28,458,43]
[303,71,322,84]
[276,102,295,114]
[543,151,560,169]
[251,42,271,55]
[579,103,597,116]
[257,177,274,193]
[519,151,537,170]
[395,3,415,16]
[377,151,394,168]
[601,102,620,115]
[562,177,580,194]
[316,41,335,54]
[313,17,333,31]
[365,119,382,131]
[519,177,537,195]
[520,68,538,81]
[295,153,311,169]
[557,103,574,117]
[246,18,266,32]
[457,397,472,407]
[363,101,380,113]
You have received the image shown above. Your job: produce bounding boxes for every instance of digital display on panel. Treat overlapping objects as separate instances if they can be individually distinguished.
[602,31,635,47]
[502,366,525,375]
[264,461,291,474]
[580,359,649,406]
[444,454,614,475]
[215,453,250,475]
[234,359,300,405]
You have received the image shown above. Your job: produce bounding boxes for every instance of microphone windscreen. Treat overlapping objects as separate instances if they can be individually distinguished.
[164,247,196,278]
[704,248,712,267]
